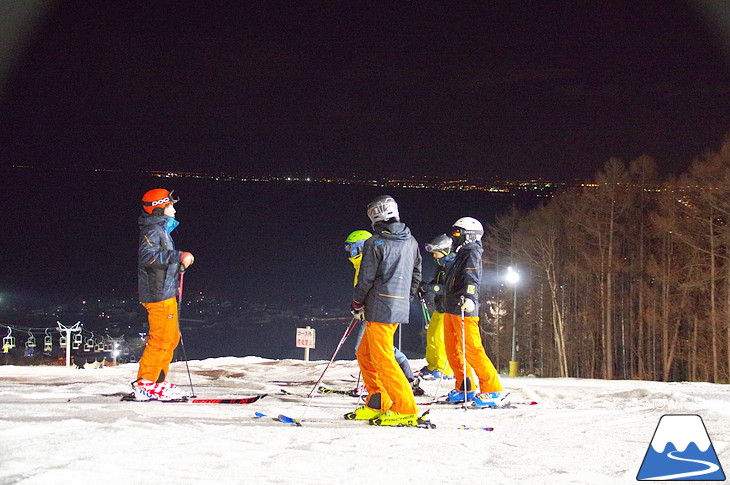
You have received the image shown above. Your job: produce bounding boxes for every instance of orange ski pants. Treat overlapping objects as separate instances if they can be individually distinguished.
[443,312,503,393]
[357,321,418,415]
[137,297,181,382]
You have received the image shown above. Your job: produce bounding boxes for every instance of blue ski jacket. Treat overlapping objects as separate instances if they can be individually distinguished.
[138,214,182,304]
[353,222,422,324]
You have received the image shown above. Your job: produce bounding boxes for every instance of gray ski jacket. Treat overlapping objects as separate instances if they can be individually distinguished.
[353,222,422,324]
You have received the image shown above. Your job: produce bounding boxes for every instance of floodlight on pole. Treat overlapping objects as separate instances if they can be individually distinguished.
[506,266,520,377]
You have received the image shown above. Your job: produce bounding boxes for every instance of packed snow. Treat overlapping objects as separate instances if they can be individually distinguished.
[0,357,728,485]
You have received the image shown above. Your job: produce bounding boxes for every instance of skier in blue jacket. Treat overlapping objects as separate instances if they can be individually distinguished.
[132,188,194,401]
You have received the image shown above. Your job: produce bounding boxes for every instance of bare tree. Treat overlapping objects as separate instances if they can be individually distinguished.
[514,202,569,377]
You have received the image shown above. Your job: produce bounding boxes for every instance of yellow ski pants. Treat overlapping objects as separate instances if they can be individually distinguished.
[424,311,452,374]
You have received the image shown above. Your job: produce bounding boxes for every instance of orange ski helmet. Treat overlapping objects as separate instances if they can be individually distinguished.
[141,188,178,214]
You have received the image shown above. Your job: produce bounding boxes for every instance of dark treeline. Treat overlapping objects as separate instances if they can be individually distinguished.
[480,136,730,383]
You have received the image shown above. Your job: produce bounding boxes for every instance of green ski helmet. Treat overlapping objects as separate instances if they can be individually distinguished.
[345,230,373,258]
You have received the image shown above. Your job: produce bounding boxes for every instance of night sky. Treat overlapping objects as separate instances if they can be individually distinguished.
[2,2,730,310]
[2,1,730,179]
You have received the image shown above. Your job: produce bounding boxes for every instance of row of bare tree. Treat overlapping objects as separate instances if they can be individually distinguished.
[480,137,730,383]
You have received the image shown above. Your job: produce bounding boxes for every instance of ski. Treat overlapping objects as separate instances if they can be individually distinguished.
[457,425,494,431]
[317,386,364,397]
[190,394,267,404]
[278,388,307,398]
[419,399,534,408]
[254,411,304,426]
[121,393,267,404]
[254,410,490,431]
[367,410,437,428]
[276,414,302,426]
[278,387,360,398]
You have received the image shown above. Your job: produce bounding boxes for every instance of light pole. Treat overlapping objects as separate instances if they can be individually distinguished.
[506,266,520,377]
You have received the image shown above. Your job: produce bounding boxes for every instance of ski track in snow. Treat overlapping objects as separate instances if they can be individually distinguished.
[0,357,728,485]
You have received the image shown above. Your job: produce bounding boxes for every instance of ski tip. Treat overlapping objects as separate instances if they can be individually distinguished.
[457,425,494,431]
[277,414,303,426]
[254,412,267,418]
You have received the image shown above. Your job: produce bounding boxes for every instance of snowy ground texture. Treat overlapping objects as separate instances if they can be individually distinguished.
[1,357,728,485]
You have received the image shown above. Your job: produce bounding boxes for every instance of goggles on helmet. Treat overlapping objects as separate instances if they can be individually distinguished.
[345,240,366,258]
[424,243,445,253]
[142,190,179,210]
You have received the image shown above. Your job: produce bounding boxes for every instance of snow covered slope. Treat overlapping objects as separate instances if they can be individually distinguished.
[0,357,728,484]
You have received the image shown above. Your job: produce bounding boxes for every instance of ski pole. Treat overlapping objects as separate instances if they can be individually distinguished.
[420,297,431,328]
[420,296,431,349]
[307,316,360,398]
[420,297,448,399]
[178,268,196,398]
[460,296,469,406]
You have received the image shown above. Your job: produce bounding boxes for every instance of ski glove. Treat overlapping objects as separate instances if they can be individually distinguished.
[460,298,475,313]
[180,252,195,268]
[350,301,364,320]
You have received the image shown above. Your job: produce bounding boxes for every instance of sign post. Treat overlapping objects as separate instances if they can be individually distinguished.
[296,326,316,361]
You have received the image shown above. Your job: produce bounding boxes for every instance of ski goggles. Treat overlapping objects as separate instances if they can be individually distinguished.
[143,190,179,209]
[344,240,365,258]
[424,242,448,253]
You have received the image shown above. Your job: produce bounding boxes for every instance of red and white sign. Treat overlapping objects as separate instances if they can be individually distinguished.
[296,327,316,349]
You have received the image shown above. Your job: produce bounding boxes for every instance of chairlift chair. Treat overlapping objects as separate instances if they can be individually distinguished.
[44,330,53,353]
[3,328,16,353]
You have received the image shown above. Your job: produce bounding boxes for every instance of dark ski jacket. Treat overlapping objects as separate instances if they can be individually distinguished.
[442,240,482,317]
[138,214,182,304]
[353,221,422,324]
[423,252,455,314]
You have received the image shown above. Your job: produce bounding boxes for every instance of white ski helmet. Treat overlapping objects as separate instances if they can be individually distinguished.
[366,195,399,224]
[425,233,453,255]
[451,217,484,245]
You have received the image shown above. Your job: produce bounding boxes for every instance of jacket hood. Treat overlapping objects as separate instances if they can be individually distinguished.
[138,214,179,234]
[373,221,411,240]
